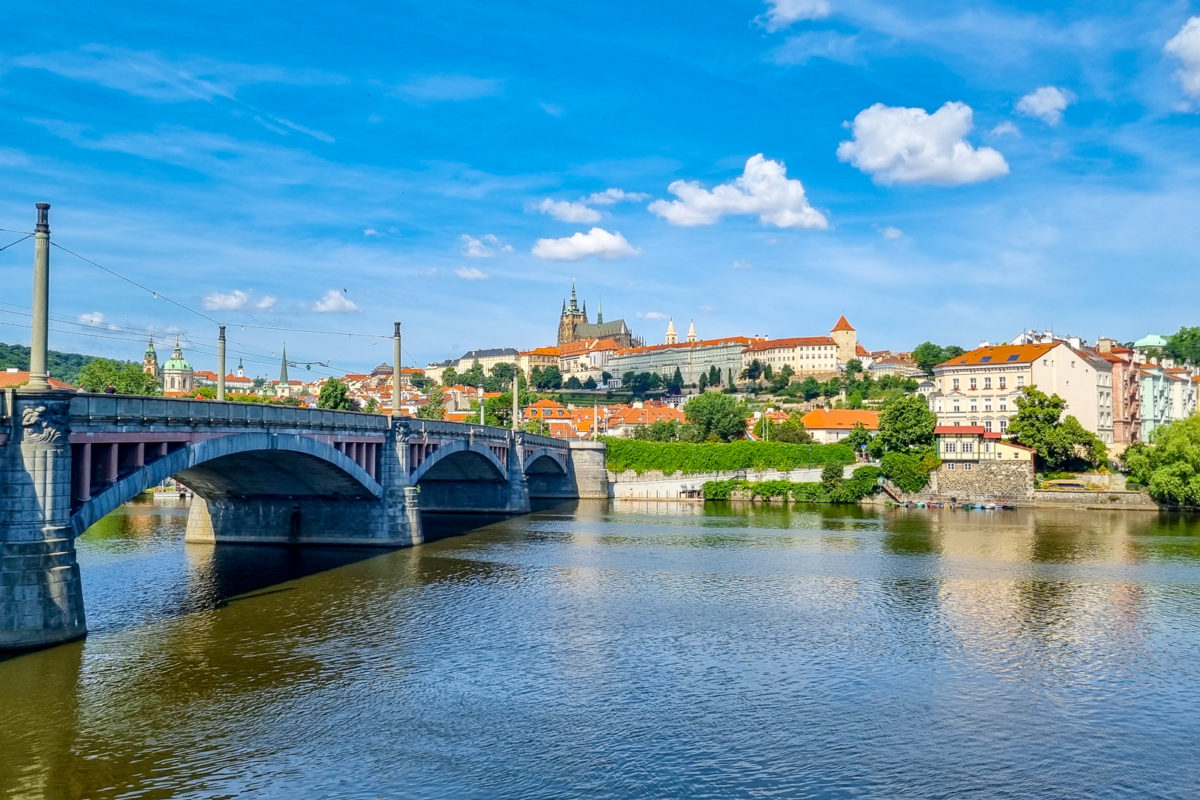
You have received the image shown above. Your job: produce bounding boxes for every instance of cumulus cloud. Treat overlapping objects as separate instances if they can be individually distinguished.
[757,0,831,32]
[460,233,513,258]
[1166,17,1200,99]
[532,227,640,261]
[991,121,1021,137]
[255,295,277,311]
[638,311,668,320]
[768,31,859,65]
[584,188,648,205]
[648,154,829,229]
[312,290,360,313]
[78,311,105,325]
[837,102,1009,185]
[880,226,904,239]
[1016,86,1075,126]
[536,198,602,223]
[363,228,382,237]
[455,267,489,280]
[732,259,753,270]
[204,289,250,310]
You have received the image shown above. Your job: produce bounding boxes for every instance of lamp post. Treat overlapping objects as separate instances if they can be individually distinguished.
[27,203,51,392]
[392,322,402,416]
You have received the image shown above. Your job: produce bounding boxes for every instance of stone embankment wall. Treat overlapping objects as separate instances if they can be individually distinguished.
[1031,490,1159,508]
[608,465,858,499]
[925,461,1035,504]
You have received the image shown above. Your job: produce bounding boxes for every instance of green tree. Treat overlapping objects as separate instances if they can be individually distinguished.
[698,373,709,391]
[845,358,863,377]
[775,412,813,444]
[881,450,939,493]
[684,392,747,442]
[1007,386,1106,469]
[417,390,445,420]
[364,397,379,413]
[821,462,844,492]
[533,364,563,390]
[668,367,684,394]
[708,364,721,386]
[911,342,964,373]
[844,422,872,453]
[583,376,597,390]
[441,366,459,386]
[459,360,485,388]
[78,358,161,395]
[876,394,937,452]
[317,377,356,410]
[1126,417,1200,505]
[1164,326,1200,365]
[846,390,864,409]
[741,359,764,381]
[799,376,821,401]
[564,375,583,390]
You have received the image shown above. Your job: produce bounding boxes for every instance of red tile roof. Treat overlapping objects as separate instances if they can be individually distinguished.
[0,371,77,390]
[831,315,855,332]
[616,336,758,357]
[936,342,1058,368]
[745,336,836,352]
[935,426,986,434]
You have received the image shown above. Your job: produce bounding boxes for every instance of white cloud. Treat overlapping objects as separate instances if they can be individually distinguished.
[204,289,250,310]
[1016,86,1075,126]
[1166,17,1200,99]
[539,101,564,117]
[312,289,360,313]
[255,295,277,311]
[768,31,859,65]
[880,226,904,240]
[395,74,502,102]
[991,121,1021,137]
[757,0,831,32]
[78,311,105,325]
[638,311,668,320]
[837,102,1009,185]
[699,305,715,313]
[583,188,648,205]
[455,267,489,280]
[732,259,753,270]
[532,227,640,261]
[535,198,603,223]
[363,228,382,237]
[648,154,829,229]
[460,233,512,258]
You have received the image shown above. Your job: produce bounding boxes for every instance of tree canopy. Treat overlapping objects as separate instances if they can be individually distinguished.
[417,389,445,419]
[1164,326,1200,365]
[876,394,937,453]
[317,377,357,410]
[684,392,747,442]
[1126,417,1200,506]
[912,342,965,373]
[1006,387,1107,469]
[78,358,161,395]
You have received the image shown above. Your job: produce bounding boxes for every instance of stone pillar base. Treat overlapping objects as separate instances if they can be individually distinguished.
[0,534,87,649]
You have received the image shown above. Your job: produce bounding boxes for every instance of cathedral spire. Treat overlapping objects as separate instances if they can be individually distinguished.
[279,343,289,385]
[568,279,580,314]
[597,296,603,324]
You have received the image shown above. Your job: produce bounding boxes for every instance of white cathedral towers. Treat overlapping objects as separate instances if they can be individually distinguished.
[664,318,698,345]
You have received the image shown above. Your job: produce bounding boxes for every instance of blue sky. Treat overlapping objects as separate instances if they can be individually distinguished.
[2,1,1199,377]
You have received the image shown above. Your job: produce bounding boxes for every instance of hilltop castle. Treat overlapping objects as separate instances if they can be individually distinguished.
[556,281,641,349]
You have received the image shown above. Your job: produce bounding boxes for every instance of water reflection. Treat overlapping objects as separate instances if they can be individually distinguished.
[3,502,1200,799]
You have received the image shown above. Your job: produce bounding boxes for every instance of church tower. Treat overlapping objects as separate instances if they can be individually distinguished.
[556,280,588,348]
[665,318,678,345]
[687,320,697,343]
[143,338,159,378]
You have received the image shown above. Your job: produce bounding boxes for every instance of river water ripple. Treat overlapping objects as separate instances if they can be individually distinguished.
[3,500,1200,799]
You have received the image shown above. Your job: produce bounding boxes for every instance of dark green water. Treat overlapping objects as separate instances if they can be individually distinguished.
[4,499,1200,799]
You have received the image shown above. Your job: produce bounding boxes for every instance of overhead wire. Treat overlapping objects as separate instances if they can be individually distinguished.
[0,234,31,252]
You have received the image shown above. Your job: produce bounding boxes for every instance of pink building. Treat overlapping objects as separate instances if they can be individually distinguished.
[1093,339,1141,445]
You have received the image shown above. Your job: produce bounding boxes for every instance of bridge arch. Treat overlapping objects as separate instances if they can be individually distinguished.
[409,440,508,485]
[71,432,382,536]
[524,448,567,475]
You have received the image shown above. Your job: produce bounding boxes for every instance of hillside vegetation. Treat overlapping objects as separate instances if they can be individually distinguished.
[0,342,96,386]
[605,438,854,476]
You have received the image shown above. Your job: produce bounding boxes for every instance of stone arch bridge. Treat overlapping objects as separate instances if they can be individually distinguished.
[0,391,607,650]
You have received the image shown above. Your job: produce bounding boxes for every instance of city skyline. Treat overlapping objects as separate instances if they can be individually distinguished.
[2,2,1199,370]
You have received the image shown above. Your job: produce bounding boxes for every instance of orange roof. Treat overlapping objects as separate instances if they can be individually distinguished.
[521,346,561,357]
[855,343,869,357]
[746,336,836,352]
[608,406,685,426]
[560,338,622,356]
[801,408,880,431]
[0,371,76,390]
[193,370,218,380]
[616,336,758,357]
[528,398,565,409]
[344,373,369,380]
[936,342,1057,368]
[831,315,855,332]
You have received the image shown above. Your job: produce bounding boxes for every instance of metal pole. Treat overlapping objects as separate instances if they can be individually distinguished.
[479,385,485,426]
[217,325,226,401]
[392,321,402,416]
[27,202,51,391]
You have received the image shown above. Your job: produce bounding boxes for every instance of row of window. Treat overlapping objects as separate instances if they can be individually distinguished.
[951,375,1025,391]
[951,399,1009,413]
[945,463,973,470]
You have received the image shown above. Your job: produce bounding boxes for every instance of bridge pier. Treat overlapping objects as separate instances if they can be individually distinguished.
[0,393,86,649]
[183,494,421,547]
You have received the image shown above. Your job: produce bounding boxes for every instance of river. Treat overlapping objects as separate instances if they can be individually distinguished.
[3,499,1200,799]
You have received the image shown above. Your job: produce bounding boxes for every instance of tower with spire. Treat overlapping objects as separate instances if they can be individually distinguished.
[274,344,293,398]
[687,320,697,343]
[665,318,678,345]
[830,315,858,364]
[143,337,159,378]
[557,280,589,349]
[160,337,195,396]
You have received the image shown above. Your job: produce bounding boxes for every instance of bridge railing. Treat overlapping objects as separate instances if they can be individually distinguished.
[68,394,389,432]
[397,418,566,450]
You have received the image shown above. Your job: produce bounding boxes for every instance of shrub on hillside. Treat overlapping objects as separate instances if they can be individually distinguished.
[605,438,853,476]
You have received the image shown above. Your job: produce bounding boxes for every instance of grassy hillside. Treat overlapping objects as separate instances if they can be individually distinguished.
[0,342,101,386]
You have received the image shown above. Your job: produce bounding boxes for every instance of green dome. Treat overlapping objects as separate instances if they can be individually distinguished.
[1133,333,1167,349]
[162,357,192,372]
